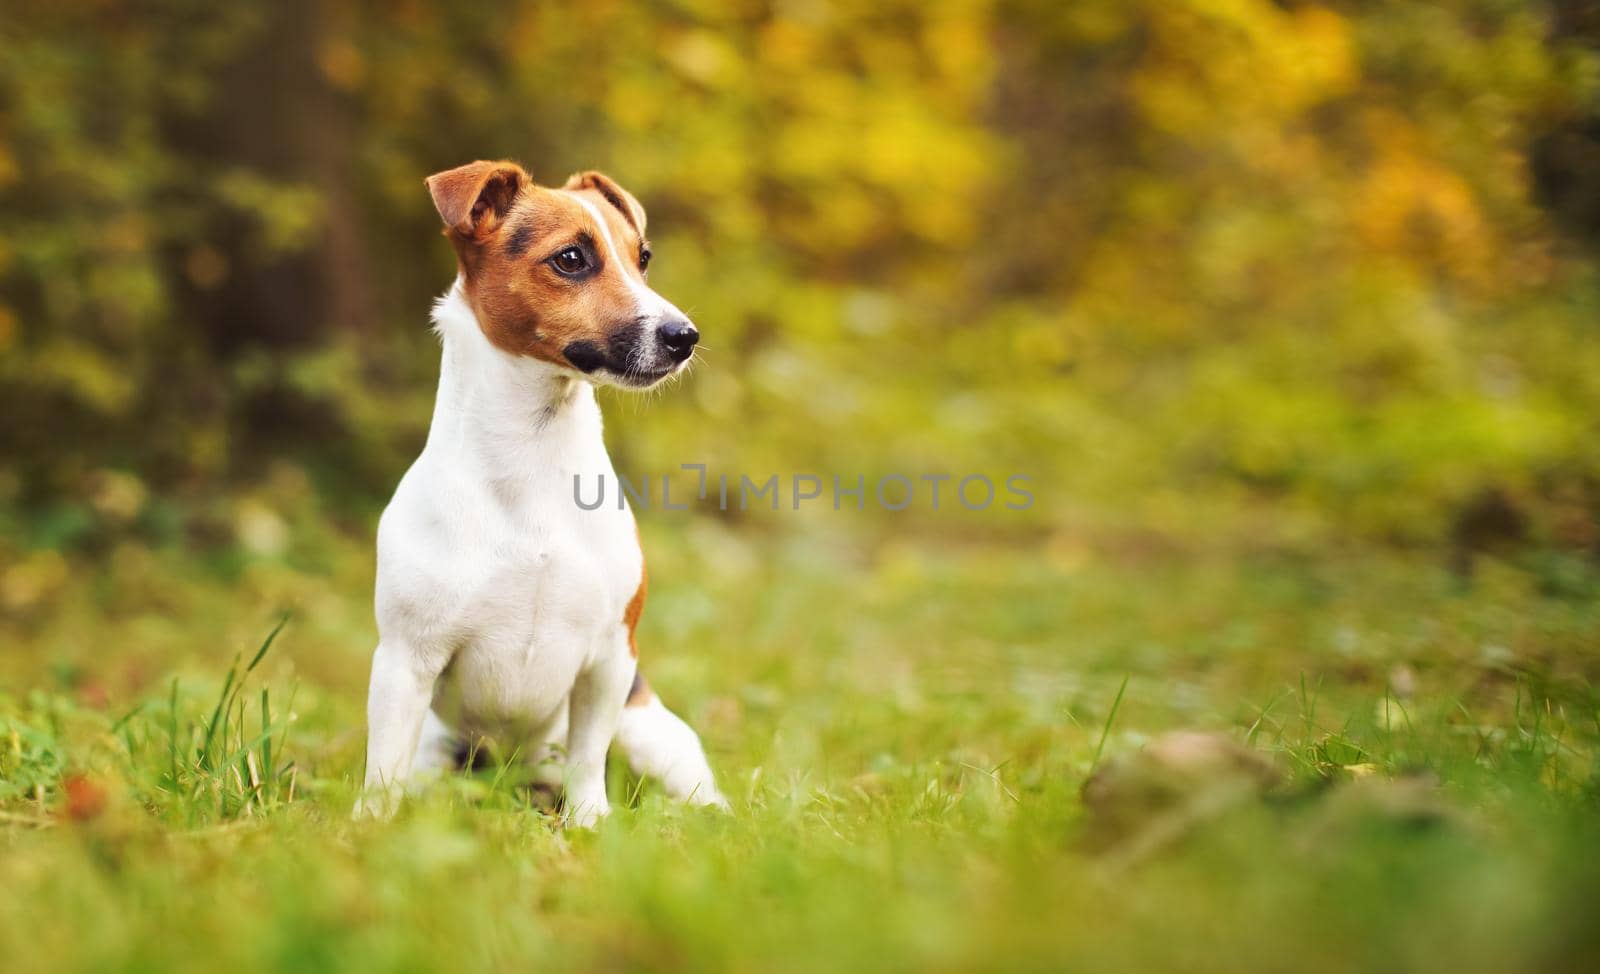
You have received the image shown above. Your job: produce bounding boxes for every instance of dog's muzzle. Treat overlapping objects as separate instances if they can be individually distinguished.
[561,316,697,388]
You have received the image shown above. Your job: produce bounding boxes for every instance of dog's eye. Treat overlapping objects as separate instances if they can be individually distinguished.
[551,247,588,276]
[639,248,652,272]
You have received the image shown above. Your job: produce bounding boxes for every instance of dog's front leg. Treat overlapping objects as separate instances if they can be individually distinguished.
[563,646,632,828]
[355,640,443,819]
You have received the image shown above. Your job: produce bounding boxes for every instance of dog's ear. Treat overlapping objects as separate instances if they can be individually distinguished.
[426,160,530,238]
[564,171,647,236]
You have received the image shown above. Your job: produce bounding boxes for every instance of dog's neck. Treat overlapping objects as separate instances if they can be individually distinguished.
[426,279,605,481]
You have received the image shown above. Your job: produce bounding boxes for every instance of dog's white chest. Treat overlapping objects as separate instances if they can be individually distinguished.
[455,496,639,724]
[374,370,642,730]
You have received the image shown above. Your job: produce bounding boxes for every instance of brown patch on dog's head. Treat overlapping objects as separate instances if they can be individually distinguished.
[425,161,694,387]
[565,170,648,239]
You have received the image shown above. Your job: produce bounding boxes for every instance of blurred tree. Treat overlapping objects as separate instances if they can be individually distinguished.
[0,0,1596,555]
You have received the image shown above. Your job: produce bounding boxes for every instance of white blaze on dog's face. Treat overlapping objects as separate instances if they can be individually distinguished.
[425,160,697,389]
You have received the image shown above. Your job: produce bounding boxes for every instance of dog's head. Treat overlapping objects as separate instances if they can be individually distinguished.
[426,160,696,389]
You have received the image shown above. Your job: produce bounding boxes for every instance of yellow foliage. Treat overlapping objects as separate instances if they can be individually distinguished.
[0,0,1595,551]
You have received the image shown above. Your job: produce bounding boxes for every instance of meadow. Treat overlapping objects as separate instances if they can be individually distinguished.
[4,515,1598,973]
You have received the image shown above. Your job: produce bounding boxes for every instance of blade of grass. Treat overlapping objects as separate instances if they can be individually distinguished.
[1246,688,1291,746]
[110,702,145,735]
[260,688,273,785]
[167,678,180,792]
[246,614,290,673]
[272,681,299,773]
[1089,675,1130,775]
[198,656,240,768]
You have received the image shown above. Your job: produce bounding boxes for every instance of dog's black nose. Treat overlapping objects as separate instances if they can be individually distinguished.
[658,317,699,361]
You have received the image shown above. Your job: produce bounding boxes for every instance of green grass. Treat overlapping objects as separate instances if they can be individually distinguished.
[3,528,1599,973]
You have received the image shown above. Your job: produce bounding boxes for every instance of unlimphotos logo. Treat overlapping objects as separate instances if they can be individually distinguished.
[574,465,1033,512]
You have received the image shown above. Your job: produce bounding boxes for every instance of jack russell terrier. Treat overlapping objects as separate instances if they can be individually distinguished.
[357,160,725,826]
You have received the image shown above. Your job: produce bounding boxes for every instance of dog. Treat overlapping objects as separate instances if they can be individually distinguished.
[357,160,724,826]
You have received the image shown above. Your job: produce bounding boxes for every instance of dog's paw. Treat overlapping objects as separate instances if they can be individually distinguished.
[687,786,730,811]
[562,796,611,830]
[352,788,400,821]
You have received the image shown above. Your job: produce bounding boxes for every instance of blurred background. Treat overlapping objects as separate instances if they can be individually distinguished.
[2,0,1599,680]
[8,8,1600,968]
